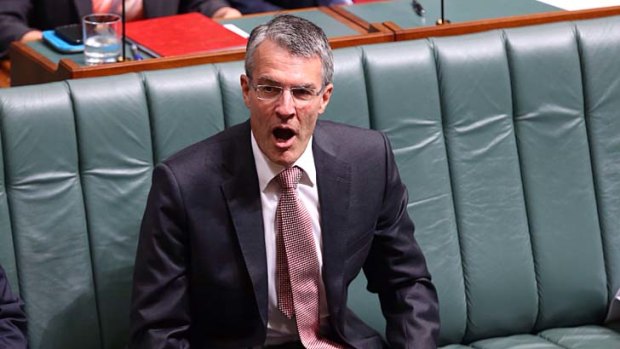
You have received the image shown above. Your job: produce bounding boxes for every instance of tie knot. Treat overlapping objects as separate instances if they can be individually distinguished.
[276,166,302,190]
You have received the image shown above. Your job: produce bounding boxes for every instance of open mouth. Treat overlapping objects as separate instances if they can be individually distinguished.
[273,127,295,141]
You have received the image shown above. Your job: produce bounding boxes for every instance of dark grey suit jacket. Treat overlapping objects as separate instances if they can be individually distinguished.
[228,0,340,15]
[129,120,439,348]
[0,0,230,56]
[229,0,316,14]
[0,265,27,349]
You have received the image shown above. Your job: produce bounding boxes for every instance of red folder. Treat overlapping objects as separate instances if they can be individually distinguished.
[125,13,248,57]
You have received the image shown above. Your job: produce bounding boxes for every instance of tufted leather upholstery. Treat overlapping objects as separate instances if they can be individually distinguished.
[1,14,620,349]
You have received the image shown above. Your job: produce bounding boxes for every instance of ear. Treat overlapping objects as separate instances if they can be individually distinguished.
[240,74,251,108]
[317,83,333,115]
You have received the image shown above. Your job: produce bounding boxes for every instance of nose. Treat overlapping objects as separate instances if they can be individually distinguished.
[274,89,296,118]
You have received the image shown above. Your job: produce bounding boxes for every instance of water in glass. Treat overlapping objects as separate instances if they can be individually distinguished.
[84,34,121,65]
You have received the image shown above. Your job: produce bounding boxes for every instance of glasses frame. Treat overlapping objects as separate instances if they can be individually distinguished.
[250,81,325,105]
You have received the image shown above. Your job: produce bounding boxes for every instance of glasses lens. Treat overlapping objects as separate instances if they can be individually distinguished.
[256,85,282,100]
[291,88,316,101]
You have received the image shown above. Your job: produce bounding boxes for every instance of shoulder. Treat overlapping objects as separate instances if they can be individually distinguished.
[163,121,249,168]
[154,121,250,187]
[314,120,388,156]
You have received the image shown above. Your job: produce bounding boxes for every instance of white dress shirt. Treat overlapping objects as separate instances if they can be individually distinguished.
[250,132,329,345]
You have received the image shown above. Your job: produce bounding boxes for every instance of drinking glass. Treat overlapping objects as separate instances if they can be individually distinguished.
[82,13,121,65]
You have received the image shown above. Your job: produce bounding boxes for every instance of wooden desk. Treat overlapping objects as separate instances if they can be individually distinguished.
[381,5,620,41]
[384,6,620,41]
[336,0,561,29]
[9,7,392,87]
[332,2,620,42]
[12,1,619,88]
[0,60,9,88]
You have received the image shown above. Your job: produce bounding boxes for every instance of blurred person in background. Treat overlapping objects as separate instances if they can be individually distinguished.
[0,0,242,57]
[0,264,27,349]
[229,0,352,15]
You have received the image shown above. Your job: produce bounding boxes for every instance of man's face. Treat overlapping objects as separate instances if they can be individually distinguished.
[241,39,333,167]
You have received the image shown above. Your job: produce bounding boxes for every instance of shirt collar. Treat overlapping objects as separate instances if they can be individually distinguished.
[251,131,317,193]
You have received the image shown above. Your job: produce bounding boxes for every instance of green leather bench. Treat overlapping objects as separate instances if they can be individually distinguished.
[1,14,620,349]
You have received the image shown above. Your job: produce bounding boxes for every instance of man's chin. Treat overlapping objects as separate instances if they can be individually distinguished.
[267,149,299,168]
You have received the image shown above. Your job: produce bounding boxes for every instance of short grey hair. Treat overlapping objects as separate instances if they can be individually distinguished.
[244,14,334,87]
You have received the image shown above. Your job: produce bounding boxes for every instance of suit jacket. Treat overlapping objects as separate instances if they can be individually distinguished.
[0,0,230,56]
[0,265,27,349]
[129,120,439,348]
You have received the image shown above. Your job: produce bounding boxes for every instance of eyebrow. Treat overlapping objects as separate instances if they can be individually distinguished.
[255,77,317,90]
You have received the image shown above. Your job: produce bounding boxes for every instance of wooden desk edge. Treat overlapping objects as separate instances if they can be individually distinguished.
[388,5,620,41]
[58,48,247,80]
[320,6,368,33]
[0,59,10,88]
[9,42,61,86]
[328,5,394,36]
[329,5,374,32]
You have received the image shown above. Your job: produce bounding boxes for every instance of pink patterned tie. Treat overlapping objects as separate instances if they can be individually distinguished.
[275,167,342,349]
[92,0,143,21]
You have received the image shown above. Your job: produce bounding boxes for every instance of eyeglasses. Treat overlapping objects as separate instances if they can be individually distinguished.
[252,84,323,104]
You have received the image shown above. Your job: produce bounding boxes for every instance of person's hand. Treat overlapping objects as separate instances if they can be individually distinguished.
[20,30,43,42]
[212,7,242,19]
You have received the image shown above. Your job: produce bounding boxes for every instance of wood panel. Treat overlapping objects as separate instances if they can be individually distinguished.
[0,60,9,88]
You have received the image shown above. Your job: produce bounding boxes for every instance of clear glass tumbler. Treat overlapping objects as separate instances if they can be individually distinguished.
[82,13,121,65]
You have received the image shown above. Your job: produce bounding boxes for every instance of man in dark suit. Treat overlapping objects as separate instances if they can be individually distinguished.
[0,0,241,57]
[129,14,439,349]
[229,0,351,15]
[0,264,27,349]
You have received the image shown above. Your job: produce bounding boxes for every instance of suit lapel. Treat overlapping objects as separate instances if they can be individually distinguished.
[313,122,352,320]
[220,122,269,327]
